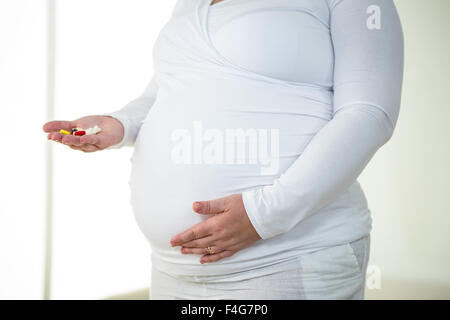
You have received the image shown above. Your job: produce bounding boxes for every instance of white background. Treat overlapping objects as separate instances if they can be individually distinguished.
[0,0,176,299]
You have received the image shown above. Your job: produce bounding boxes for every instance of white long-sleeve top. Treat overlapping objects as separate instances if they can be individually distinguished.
[105,0,403,276]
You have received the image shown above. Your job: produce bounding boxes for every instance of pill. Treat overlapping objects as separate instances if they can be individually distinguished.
[71,128,78,135]
[60,129,71,135]
[74,130,86,136]
[85,125,102,135]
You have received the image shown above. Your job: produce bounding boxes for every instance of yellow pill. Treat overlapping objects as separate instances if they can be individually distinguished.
[60,129,71,135]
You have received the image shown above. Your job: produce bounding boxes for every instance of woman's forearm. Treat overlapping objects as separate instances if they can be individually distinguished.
[243,104,394,239]
[243,0,404,240]
[104,74,159,148]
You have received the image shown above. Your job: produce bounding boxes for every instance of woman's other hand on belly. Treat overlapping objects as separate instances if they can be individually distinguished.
[170,194,262,264]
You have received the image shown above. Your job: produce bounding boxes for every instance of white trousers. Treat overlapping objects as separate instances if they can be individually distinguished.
[149,235,370,300]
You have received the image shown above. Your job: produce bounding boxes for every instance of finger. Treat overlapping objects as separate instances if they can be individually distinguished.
[81,144,101,152]
[181,235,216,249]
[200,250,234,264]
[61,135,82,146]
[69,145,99,153]
[193,197,228,215]
[48,132,63,141]
[181,245,223,256]
[170,222,211,247]
[79,134,102,147]
[69,145,84,151]
[43,120,75,133]
[80,144,100,153]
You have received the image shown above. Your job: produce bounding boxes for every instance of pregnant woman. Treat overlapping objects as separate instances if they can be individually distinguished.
[43,0,404,299]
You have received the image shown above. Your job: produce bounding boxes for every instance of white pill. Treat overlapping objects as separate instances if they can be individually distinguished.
[85,125,102,135]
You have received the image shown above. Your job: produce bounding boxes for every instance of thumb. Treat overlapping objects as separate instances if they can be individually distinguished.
[193,197,227,215]
[43,120,75,133]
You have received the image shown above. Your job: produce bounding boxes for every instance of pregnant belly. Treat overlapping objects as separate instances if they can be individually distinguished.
[129,92,329,250]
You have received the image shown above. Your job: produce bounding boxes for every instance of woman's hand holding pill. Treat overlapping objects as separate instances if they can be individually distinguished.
[43,115,124,152]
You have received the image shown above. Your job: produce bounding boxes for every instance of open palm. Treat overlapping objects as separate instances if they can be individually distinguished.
[43,115,124,152]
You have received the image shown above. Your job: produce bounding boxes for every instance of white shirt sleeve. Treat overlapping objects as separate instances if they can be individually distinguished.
[242,0,404,240]
[104,74,159,148]
[103,0,184,149]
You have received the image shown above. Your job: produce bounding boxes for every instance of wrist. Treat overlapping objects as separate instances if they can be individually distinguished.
[242,188,271,240]
[102,113,129,149]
